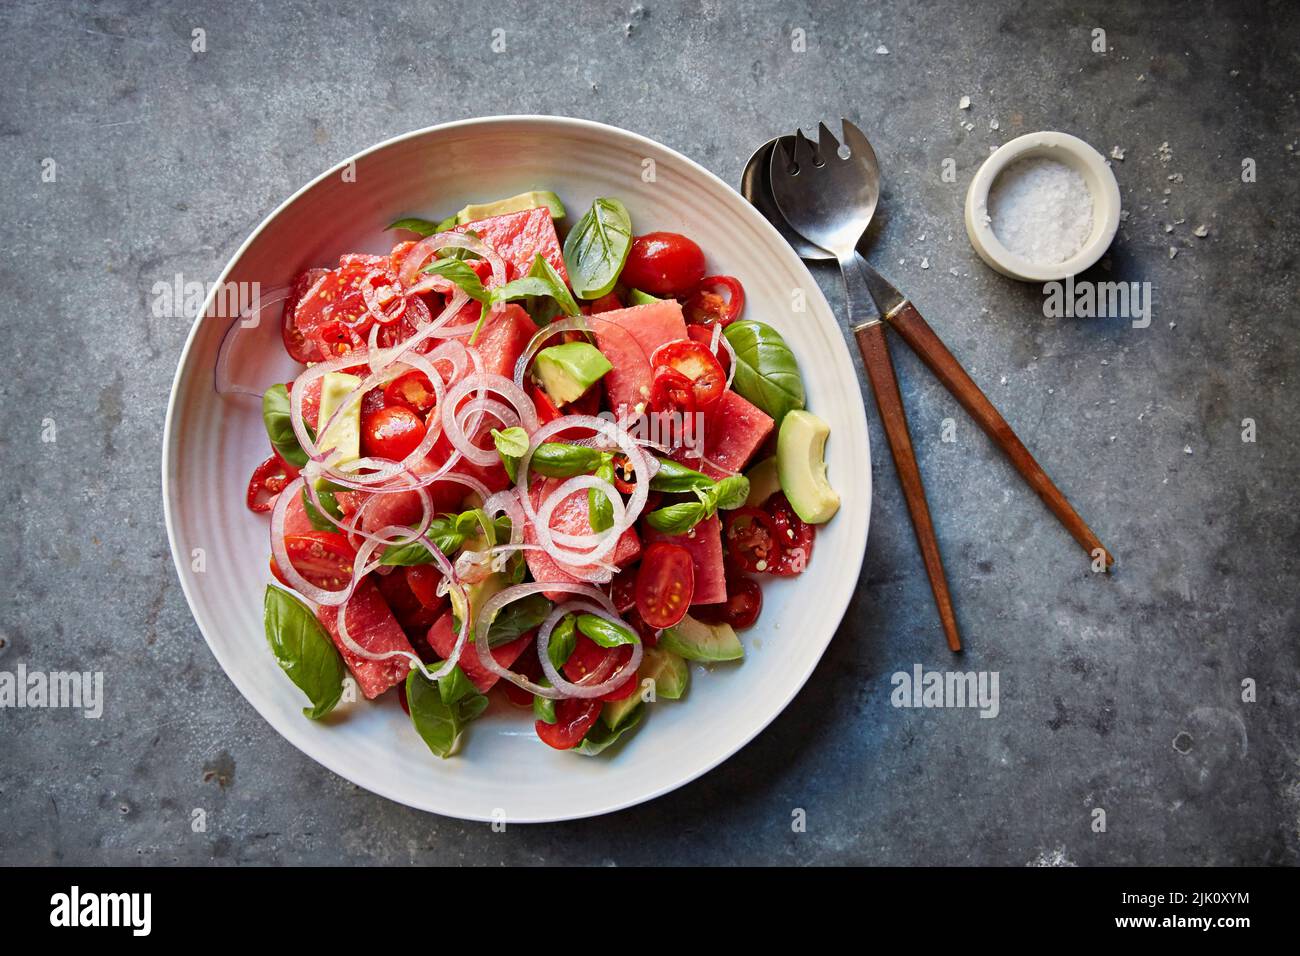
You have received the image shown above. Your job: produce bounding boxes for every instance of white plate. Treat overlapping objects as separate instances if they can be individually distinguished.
[163,116,871,822]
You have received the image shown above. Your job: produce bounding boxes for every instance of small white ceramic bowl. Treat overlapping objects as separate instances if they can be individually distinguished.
[964,131,1121,282]
[163,116,871,822]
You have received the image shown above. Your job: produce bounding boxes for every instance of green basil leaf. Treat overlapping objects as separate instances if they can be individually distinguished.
[533,689,557,724]
[712,475,751,510]
[486,593,552,648]
[723,320,806,428]
[438,664,479,706]
[576,613,639,647]
[645,501,708,535]
[301,484,344,531]
[562,197,633,299]
[379,515,467,566]
[573,704,644,756]
[262,384,308,468]
[386,216,442,236]
[492,426,528,483]
[546,615,578,670]
[650,458,715,493]
[525,253,581,322]
[263,585,345,719]
[406,667,486,759]
[421,257,490,303]
[588,460,615,533]
[529,442,604,478]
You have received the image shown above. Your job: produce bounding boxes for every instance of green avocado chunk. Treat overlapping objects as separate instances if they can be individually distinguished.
[659,615,743,663]
[639,645,689,699]
[776,409,840,524]
[534,341,612,405]
[743,456,781,508]
[456,190,565,224]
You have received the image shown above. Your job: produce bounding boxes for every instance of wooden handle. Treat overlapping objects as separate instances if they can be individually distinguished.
[854,322,963,653]
[886,301,1114,569]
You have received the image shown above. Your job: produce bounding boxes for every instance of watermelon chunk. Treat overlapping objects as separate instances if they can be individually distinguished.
[524,480,641,598]
[644,514,727,605]
[426,611,533,693]
[673,389,774,480]
[455,208,567,282]
[316,579,416,698]
[456,302,537,379]
[591,300,689,417]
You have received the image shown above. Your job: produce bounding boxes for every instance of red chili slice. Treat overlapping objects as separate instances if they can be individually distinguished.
[610,453,636,494]
[651,340,725,409]
[724,507,783,573]
[246,454,295,513]
[684,275,745,327]
[686,325,732,377]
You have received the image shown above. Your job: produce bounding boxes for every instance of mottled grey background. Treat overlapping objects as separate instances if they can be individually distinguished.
[1,0,1296,865]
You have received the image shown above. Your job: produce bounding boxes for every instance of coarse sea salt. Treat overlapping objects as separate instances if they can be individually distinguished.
[987,157,1094,264]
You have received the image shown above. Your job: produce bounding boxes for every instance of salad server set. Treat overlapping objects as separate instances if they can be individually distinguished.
[742,120,1114,652]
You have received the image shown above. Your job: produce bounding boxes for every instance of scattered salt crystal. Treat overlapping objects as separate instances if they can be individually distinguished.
[1167,172,1184,183]
[1164,223,1174,233]
[875,44,889,54]
[987,157,1094,264]
[949,267,960,276]
[990,118,1000,130]
[1110,146,1126,161]
[963,122,975,131]
[1000,375,1008,385]
[1157,142,1173,164]
[1168,247,1178,259]
[1183,445,1192,455]
[1193,224,1209,237]
[920,257,930,269]
[959,96,971,110]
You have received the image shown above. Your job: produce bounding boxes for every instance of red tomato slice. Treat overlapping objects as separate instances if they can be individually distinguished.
[527,380,563,425]
[724,507,783,573]
[651,340,725,409]
[610,566,639,613]
[271,531,357,591]
[246,454,295,513]
[383,370,436,415]
[692,575,763,629]
[635,542,696,629]
[280,268,330,363]
[621,232,707,296]
[535,697,602,750]
[586,292,624,314]
[403,564,445,609]
[361,404,427,461]
[563,636,638,702]
[684,275,745,327]
[765,493,816,576]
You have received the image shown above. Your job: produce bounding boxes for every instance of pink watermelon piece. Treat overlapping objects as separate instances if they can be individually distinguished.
[644,514,727,605]
[673,389,773,479]
[524,480,641,598]
[456,302,537,379]
[427,611,533,693]
[316,579,416,698]
[590,300,689,417]
[455,208,567,282]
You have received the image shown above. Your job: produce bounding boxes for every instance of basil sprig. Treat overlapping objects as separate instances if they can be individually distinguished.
[406,667,489,759]
[484,593,552,647]
[302,483,344,531]
[722,320,806,428]
[574,705,644,756]
[649,458,714,493]
[562,198,633,299]
[525,254,581,324]
[262,384,309,468]
[426,252,579,344]
[529,442,607,478]
[379,509,511,566]
[546,615,578,670]
[588,457,616,533]
[263,585,346,719]
[386,216,448,236]
[644,474,750,535]
[576,613,638,647]
[533,681,558,724]
[492,426,530,482]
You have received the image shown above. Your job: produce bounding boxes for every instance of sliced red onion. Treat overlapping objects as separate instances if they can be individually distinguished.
[397,232,506,291]
[214,286,291,397]
[441,373,540,466]
[511,316,594,389]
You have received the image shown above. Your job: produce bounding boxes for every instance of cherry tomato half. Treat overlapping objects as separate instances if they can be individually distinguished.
[651,340,726,409]
[765,492,816,576]
[686,325,732,378]
[361,404,427,462]
[246,454,296,513]
[404,564,445,609]
[270,531,357,591]
[535,697,602,750]
[636,542,696,629]
[684,275,745,327]
[692,575,763,629]
[585,292,624,314]
[383,370,437,416]
[620,232,707,296]
[280,268,330,363]
[724,507,783,573]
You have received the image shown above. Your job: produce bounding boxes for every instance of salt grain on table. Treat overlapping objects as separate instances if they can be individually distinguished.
[987,157,1094,264]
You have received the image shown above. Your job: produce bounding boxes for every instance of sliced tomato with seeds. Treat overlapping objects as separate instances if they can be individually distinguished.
[651,340,725,409]
[384,370,437,415]
[535,697,602,750]
[765,492,815,576]
[635,542,696,629]
[610,566,638,613]
[692,575,763,629]
[246,454,295,513]
[724,507,783,574]
[361,404,427,462]
[563,637,637,702]
[271,531,357,591]
[281,268,330,363]
[684,275,745,327]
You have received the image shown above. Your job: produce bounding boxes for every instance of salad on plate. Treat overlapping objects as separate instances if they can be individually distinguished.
[240,190,841,758]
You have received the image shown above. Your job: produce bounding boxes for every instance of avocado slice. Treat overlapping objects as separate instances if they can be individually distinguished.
[628,289,661,306]
[456,190,565,224]
[601,693,644,731]
[639,645,689,699]
[534,341,612,405]
[447,520,506,624]
[744,456,781,508]
[777,410,840,524]
[659,615,743,663]
[317,372,363,466]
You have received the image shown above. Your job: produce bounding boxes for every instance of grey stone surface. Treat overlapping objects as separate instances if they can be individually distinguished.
[1,0,1297,865]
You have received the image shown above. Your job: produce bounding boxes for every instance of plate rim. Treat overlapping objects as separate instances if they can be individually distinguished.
[162,114,870,822]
